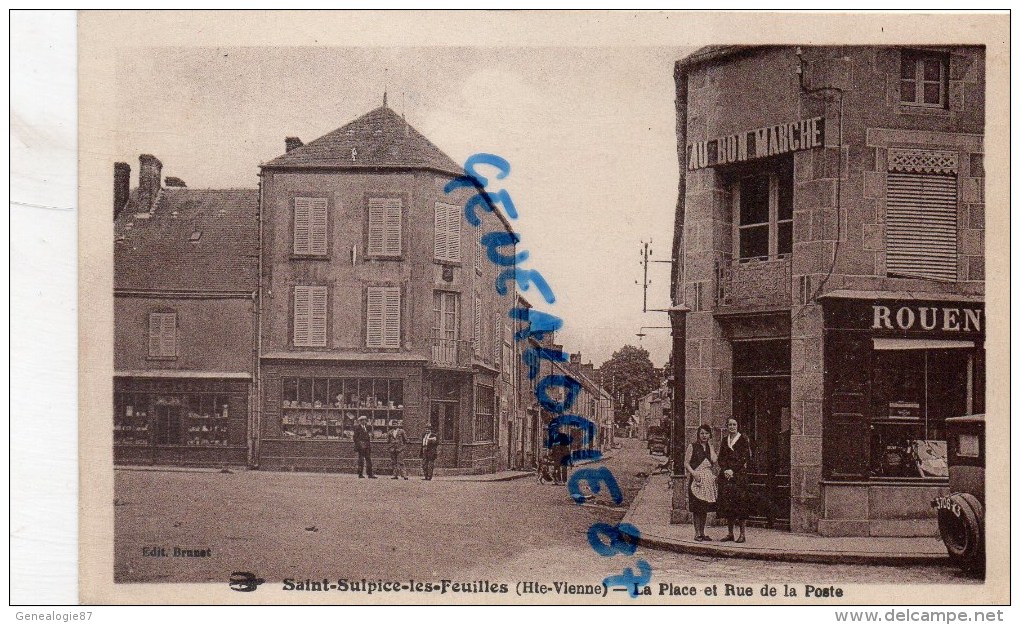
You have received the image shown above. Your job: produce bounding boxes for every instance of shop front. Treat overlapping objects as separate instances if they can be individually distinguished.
[113,375,251,467]
[818,293,985,536]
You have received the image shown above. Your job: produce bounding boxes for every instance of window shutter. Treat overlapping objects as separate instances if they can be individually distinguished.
[434,204,449,260]
[148,313,162,357]
[434,202,461,262]
[886,172,958,281]
[309,198,328,255]
[293,198,311,254]
[474,293,482,352]
[367,286,400,348]
[310,286,327,347]
[368,198,402,256]
[294,286,311,346]
[384,287,401,348]
[160,313,177,357]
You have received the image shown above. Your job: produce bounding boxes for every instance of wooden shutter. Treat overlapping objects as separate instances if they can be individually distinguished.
[148,312,176,358]
[293,198,311,254]
[368,198,401,256]
[434,202,461,262]
[293,286,326,347]
[309,198,327,255]
[367,286,400,348]
[886,171,958,281]
[473,293,482,352]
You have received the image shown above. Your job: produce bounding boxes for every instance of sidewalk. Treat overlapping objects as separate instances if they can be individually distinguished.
[622,472,950,565]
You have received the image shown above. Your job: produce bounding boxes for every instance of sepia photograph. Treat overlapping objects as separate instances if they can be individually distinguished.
[68,11,1009,606]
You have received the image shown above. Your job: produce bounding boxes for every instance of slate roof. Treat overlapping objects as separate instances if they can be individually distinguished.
[114,188,259,292]
[262,105,463,176]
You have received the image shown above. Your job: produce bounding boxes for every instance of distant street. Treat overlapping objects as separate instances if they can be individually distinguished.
[115,438,973,589]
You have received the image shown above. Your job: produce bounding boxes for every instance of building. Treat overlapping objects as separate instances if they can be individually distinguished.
[255,103,521,474]
[670,46,985,536]
[113,155,259,467]
[636,388,666,441]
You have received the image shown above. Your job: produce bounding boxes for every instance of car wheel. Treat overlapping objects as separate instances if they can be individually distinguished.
[938,492,984,570]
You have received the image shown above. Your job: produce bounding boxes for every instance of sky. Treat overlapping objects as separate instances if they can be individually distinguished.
[115,46,696,367]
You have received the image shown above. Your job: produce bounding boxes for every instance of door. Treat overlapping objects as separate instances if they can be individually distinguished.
[733,377,791,528]
[155,405,182,445]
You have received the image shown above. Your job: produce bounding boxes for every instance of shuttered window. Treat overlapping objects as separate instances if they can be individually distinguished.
[886,172,958,281]
[434,202,462,262]
[367,286,401,348]
[293,197,328,255]
[473,293,482,353]
[148,312,177,358]
[294,286,328,347]
[368,198,402,256]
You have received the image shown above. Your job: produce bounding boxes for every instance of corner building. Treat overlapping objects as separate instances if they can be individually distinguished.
[257,105,519,474]
[671,46,985,536]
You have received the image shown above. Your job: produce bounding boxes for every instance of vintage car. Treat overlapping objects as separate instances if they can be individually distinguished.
[931,414,985,572]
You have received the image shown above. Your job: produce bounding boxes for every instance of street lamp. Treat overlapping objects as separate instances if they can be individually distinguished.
[635,326,671,340]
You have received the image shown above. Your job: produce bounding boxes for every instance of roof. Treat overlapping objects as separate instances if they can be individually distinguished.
[676,45,759,72]
[114,188,259,292]
[262,105,463,176]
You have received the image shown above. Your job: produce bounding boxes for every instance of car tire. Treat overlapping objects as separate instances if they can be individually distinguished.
[938,492,984,570]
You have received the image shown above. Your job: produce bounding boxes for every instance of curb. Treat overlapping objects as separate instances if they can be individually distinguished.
[621,475,951,566]
[115,465,244,474]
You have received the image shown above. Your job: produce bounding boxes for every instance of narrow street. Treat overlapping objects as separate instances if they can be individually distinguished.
[114,439,972,589]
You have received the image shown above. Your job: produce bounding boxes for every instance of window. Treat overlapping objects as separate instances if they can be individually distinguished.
[432,291,460,365]
[886,150,959,281]
[293,286,327,347]
[474,383,495,442]
[473,292,482,353]
[281,377,403,441]
[367,198,402,256]
[502,324,513,383]
[148,312,177,358]
[900,51,948,108]
[434,202,462,262]
[367,286,401,348]
[493,315,501,364]
[731,162,793,260]
[293,197,328,255]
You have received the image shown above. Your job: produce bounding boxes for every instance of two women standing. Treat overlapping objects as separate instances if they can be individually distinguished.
[684,417,752,543]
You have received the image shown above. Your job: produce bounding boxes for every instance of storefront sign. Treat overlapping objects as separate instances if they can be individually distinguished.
[872,305,983,333]
[687,116,825,170]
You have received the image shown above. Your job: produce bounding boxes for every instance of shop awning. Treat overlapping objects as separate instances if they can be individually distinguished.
[872,338,975,351]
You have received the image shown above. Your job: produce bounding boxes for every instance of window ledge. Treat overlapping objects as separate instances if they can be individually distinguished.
[364,255,404,262]
[897,104,951,117]
[434,259,463,267]
[146,356,178,362]
[290,254,330,261]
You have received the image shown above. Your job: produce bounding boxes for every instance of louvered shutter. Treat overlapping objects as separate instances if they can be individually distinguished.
[160,313,177,357]
[148,313,162,357]
[294,286,311,346]
[293,198,311,254]
[309,198,328,255]
[886,172,958,281]
[434,202,461,262]
[367,286,400,348]
[309,286,327,347]
[366,287,385,347]
[368,198,401,256]
[384,287,401,348]
[474,293,482,353]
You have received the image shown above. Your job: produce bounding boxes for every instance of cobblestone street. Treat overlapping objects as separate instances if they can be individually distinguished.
[114,439,974,591]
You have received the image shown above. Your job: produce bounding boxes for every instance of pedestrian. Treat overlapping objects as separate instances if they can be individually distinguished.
[549,440,570,485]
[684,424,718,541]
[717,417,752,543]
[354,416,376,479]
[420,425,439,480]
[388,424,408,480]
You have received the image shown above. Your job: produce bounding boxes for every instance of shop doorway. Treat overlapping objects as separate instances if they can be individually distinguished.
[732,339,791,529]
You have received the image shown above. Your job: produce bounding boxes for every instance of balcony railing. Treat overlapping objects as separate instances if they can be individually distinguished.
[429,337,473,368]
[715,254,792,310]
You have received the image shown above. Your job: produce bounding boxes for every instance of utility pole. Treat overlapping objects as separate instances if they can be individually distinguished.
[638,240,672,314]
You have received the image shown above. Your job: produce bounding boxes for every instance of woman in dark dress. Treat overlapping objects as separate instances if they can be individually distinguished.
[684,424,718,541]
[717,417,752,543]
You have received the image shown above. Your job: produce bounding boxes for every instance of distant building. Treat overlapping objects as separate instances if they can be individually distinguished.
[113,155,258,467]
[671,46,985,535]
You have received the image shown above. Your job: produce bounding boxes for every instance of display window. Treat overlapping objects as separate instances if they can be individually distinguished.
[280,377,404,441]
[115,391,231,447]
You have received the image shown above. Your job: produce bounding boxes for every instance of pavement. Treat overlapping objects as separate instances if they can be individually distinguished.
[117,464,536,482]
[621,472,951,566]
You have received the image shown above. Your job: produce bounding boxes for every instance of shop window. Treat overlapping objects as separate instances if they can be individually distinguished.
[869,347,971,479]
[885,168,958,281]
[434,202,462,263]
[281,377,403,441]
[367,197,402,257]
[293,286,328,347]
[474,384,495,442]
[900,51,948,108]
[367,286,401,348]
[731,161,793,261]
[293,197,328,256]
[148,312,177,359]
[114,392,150,446]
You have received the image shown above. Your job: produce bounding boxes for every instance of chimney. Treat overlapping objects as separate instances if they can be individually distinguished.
[285,137,303,153]
[164,176,186,188]
[582,363,595,379]
[569,353,581,365]
[113,162,130,220]
[138,154,162,213]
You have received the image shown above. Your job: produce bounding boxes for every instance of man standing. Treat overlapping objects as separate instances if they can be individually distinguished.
[388,424,408,480]
[420,425,439,480]
[354,416,376,478]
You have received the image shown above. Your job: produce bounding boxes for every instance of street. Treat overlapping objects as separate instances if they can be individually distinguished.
[114,438,974,588]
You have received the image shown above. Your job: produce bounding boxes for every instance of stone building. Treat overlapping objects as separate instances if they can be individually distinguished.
[113,155,259,467]
[670,46,985,535]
